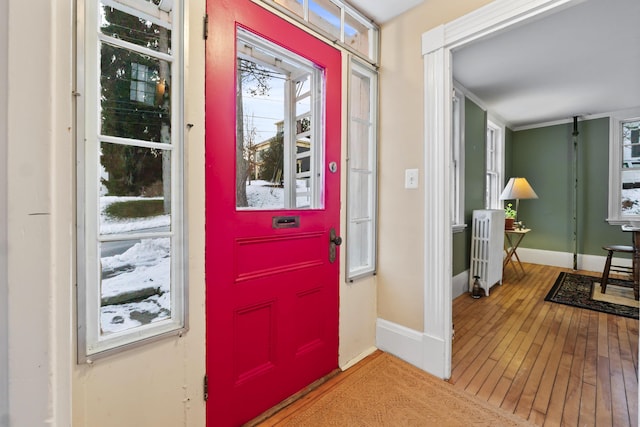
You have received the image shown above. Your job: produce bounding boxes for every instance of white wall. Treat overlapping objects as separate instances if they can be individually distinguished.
[6,0,73,424]
[377,0,493,333]
[0,0,8,423]
[3,0,207,425]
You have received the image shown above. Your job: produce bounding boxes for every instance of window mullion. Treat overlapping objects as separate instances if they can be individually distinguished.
[99,231,172,241]
[102,0,173,29]
[99,135,174,151]
[99,34,173,63]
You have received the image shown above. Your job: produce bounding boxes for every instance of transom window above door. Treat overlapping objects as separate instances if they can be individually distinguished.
[257,0,379,65]
[236,27,325,210]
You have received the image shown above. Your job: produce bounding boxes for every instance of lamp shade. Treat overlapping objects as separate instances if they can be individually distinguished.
[499,177,538,200]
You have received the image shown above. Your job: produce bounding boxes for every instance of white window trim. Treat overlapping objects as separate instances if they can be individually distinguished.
[608,107,640,225]
[486,117,505,210]
[77,0,187,362]
[451,87,465,233]
[346,57,378,281]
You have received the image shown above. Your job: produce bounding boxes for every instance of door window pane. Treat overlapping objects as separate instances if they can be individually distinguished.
[294,74,313,208]
[236,28,323,210]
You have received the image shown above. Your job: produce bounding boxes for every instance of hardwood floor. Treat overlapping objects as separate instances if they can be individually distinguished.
[451,263,638,426]
[255,263,638,426]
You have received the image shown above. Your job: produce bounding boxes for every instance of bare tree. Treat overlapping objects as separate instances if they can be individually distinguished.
[236,58,271,206]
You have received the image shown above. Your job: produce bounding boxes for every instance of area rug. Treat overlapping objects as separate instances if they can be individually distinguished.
[263,352,534,426]
[545,272,639,319]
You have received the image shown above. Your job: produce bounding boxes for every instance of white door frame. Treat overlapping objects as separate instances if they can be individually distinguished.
[420,0,584,379]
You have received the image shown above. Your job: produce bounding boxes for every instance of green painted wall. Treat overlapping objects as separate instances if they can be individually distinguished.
[513,118,629,255]
[452,99,486,276]
[452,112,629,278]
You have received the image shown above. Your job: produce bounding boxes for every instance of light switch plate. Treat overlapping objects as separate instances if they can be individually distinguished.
[405,168,419,189]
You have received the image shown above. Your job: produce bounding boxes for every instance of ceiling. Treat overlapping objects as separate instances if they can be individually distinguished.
[347,0,424,24]
[350,0,640,129]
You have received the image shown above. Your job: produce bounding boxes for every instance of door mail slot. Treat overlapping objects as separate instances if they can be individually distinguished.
[272,215,300,229]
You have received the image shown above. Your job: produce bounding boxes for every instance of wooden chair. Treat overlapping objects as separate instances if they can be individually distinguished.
[601,245,634,293]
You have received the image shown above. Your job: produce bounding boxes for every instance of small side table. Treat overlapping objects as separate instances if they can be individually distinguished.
[504,228,531,278]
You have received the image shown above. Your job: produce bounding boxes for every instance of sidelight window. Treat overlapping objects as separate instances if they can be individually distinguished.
[346,59,377,280]
[78,0,185,361]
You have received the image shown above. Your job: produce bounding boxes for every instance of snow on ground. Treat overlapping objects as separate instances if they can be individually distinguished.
[99,181,288,334]
[101,293,171,334]
[245,180,285,208]
[622,188,640,215]
[101,238,171,299]
[100,196,171,234]
[99,196,172,335]
[243,179,311,209]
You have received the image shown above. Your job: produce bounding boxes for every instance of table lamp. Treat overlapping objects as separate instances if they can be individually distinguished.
[499,177,538,225]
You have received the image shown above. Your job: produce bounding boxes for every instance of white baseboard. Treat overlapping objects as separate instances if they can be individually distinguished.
[375,318,450,379]
[421,332,448,379]
[515,248,630,273]
[452,270,469,299]
[375,318,424,369]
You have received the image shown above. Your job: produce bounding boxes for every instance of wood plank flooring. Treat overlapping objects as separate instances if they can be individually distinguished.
[451,263,638,426]
[254,263,638,426]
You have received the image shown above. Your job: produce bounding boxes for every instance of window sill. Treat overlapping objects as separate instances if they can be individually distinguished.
[607,218,640,226]
[452,223,467,233]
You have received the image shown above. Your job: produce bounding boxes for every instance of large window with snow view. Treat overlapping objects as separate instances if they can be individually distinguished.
[608,108,640,225]
[261,0,379,65]
[77,0,185,361]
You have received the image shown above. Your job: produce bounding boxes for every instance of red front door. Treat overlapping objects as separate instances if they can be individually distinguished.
[205,1,342,425]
